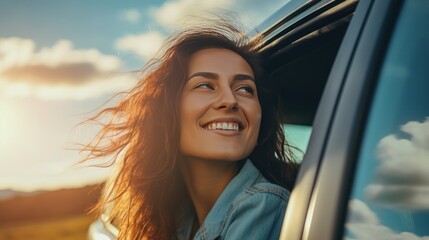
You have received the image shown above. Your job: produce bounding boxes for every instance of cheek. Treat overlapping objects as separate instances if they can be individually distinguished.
[250,102,262,130]
[178,94,208,147]
[244,101,262,143]
[179,98,193,155]
[254,109,262,143]
[179,95,206,128]
[179,98,193,138]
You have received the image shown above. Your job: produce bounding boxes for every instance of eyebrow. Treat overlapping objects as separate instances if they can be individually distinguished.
[187,72,255,82]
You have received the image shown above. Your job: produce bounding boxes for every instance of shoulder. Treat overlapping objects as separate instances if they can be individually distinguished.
[220,176,290,239]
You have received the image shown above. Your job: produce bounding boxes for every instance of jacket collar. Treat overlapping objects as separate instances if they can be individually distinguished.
[181,159,261,239]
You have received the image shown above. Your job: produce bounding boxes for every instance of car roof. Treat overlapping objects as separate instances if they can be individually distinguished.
[249,0,321,39]
[251,0,358,50]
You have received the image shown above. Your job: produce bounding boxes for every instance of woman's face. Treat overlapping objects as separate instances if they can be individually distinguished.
[179,48,261,162]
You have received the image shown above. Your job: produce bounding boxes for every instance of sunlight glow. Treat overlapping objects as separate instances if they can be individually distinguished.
[0,101,20,150]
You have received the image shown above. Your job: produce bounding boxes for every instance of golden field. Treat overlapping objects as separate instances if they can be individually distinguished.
[0,184,102,240]
[0,214,96,240]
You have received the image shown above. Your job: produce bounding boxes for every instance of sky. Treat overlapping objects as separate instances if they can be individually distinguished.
[0,0,288,192]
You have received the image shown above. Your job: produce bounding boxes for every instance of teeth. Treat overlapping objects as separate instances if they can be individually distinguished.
[205,122,240,131]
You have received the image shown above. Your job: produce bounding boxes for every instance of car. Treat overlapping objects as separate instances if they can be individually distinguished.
[89,0,429,239]
[257,0,429,239]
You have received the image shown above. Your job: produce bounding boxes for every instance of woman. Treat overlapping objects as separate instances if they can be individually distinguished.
[83,21,298,240]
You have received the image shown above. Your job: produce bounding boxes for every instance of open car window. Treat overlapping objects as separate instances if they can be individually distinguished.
[259,1,357,164]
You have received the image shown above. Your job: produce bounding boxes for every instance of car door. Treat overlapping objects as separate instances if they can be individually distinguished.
[280,0,429,239]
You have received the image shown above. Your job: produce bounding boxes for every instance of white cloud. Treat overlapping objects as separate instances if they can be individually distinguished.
[0,37,135,100]
[121,9,141,23]
[150,0,290,29]
[149,0,287,30]
[365,118,429,210]
[347,199,379,224]
[345,199,429,240]
[116,32,166,60]
[114,0,287,58]
[229,0,288,32]
[151,0,234,28]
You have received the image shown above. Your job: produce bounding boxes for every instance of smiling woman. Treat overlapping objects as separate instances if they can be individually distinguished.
[180,48,261,162]
[82,19,299,240]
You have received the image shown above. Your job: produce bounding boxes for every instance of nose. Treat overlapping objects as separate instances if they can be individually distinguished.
[213,86,239,112]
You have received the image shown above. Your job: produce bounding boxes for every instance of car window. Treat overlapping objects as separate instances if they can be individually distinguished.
[267,15,351,164]
[343,0,429,238]
[283,124,312,161]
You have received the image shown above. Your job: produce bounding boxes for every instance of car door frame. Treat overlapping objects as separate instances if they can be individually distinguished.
[279,0,405,239]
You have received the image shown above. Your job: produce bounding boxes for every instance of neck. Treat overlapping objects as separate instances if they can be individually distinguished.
[181,158,239,226]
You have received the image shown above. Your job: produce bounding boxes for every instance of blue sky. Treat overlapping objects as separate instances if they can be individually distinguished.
[0,0,163,53]
[0,0,287,192]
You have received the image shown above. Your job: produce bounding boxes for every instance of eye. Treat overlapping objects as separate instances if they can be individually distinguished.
[236,86,255,95]
[195,83,215,90]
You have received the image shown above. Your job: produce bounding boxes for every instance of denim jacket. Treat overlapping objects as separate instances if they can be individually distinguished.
[177,159,290,240]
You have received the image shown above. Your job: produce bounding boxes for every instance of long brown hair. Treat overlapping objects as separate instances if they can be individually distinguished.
[81,20,298,240]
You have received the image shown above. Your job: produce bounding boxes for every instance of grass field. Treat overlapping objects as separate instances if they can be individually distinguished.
[0,214,96,240]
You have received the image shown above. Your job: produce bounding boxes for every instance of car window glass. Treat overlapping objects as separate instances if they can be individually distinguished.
[343,0,429,238]
[283,124,312,161]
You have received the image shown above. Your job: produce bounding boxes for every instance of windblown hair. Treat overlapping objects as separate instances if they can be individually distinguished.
[82,19,298,240]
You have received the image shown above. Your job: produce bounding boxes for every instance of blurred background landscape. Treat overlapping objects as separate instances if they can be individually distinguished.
[0,0,288,239]
[0,184,101,239]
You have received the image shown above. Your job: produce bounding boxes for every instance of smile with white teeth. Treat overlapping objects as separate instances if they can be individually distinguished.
[204,122,240,131]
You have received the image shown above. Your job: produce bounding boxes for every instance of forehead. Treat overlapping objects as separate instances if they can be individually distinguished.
[188,48,254,76]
